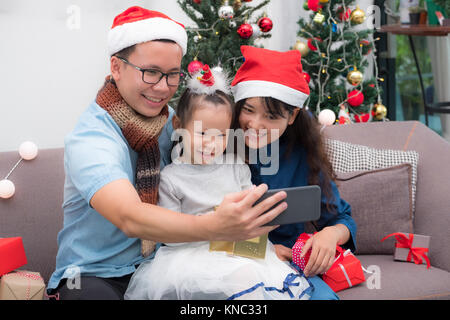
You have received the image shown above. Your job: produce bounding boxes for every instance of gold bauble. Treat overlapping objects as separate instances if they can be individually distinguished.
[372,103,387,120]
[319,0,329,3]
[350,6,365,24]
[313,12,326,24]
[294,40,309,57]
[347,68,363,86]
[233,0,242,10]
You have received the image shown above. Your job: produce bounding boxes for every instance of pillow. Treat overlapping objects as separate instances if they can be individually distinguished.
[324,139,419,216]
[336,164,414,254]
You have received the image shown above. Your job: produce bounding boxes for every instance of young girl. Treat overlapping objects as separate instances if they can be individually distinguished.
[124,65,312,300]
[230,46,357,300]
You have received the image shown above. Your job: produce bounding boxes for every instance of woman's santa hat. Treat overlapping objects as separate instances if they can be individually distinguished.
[108,6,187,56]
[231,46,310,108]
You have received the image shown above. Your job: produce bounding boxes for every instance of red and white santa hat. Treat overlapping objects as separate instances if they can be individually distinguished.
[108,6,187,56]
[231,46,310,108]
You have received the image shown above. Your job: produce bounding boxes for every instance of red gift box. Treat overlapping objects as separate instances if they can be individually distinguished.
[292,233,313,271]
[0,237,27,277]
[321,248,365,293]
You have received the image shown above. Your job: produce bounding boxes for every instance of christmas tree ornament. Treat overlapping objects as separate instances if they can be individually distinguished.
[332,22,338,32]
[359,40,372,55]
[303,72,311,84]
[338,105,351,124]
[303,2,310,10]
[307,37,321,51]
[0,179,15,199]
[318,109,336,126]
[193,0,201,3]
[354,113,371,123]
[372,103,387,120]
[346,68,363,86]
[243,0,252,2]
[313,12,326,24]
[350,6,366,24]
[237,23,253,39]
[188,58,204,75]
[294,40,309,57]
[319,0,329,3]
[347,90,364,107]
[258,16,273,32]
[218,1,234,19]
[337,6,351,21]
[251,24,262,38]
[307,0,320,12]
[233,0,242,10]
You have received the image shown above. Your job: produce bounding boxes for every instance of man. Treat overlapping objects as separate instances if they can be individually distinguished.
[46,6,286,300]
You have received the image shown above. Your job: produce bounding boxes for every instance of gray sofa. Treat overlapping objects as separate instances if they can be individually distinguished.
[1,120,449,299]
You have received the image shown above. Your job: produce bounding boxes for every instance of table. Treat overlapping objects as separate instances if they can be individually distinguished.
[378,25,450,126]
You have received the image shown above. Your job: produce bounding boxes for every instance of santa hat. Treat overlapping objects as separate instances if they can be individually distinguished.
[108,6,187,56]
[231,46,310,108]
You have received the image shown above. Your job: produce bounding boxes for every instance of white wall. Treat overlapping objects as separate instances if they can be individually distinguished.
[0,0,373,152]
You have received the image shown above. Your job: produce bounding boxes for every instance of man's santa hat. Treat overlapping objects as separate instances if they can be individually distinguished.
[108,6,187,56]
[231,46,310,108]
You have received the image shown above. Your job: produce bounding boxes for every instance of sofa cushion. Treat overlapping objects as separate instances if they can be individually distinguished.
[338,255,450,300]
[325,139,419,216]
[336,164,413,254]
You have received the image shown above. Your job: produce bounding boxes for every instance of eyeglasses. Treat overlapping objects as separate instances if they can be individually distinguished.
[116,56,184,87]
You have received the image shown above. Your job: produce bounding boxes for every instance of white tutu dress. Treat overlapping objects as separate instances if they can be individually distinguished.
[124,156,312,300]
[125,241,312,300]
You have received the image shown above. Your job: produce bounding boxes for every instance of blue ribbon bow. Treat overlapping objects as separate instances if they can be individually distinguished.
[264,273,300,299]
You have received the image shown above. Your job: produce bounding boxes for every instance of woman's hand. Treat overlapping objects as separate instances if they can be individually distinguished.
[274,244,292,261]
[301,226,341,277]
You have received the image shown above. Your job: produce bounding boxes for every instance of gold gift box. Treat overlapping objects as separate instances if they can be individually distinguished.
[0,270,45,300]
[209,234,268,259]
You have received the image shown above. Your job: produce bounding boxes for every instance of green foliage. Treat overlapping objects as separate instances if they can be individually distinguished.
[297,0,383,120]
[173,0,271,104]
[432,0,450,17]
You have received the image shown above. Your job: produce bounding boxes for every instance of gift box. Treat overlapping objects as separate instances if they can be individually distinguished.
[0,237,27,276]
[381,232,431,268]
[209,234,268,259]
[292,233,313,271]
[0,270,45,300]
[322,249,365,293]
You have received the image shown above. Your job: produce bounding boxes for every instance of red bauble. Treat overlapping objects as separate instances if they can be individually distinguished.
[337,6,352,21]
[347,90,364,107]
[307,37,321,51]
[243,0,252,2]
[193,0,201,4]
[257,17,273,32]
[303,72,311,84]
[237,23,253,39]
[187,59,203,75]
[307,0,320,12]
[354,113,371,123]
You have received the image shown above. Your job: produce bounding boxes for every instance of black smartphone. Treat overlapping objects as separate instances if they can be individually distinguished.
[254,185,321,226]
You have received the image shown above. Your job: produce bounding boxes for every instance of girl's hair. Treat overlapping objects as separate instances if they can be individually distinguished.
[177,88,234,127]
[233,97,337,213]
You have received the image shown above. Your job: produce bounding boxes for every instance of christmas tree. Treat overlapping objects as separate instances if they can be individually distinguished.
[296,0,386,124]
[174,0,272,102]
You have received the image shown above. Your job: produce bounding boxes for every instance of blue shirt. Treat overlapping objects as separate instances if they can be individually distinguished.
[249,138,357,250]
[47,101,174,290]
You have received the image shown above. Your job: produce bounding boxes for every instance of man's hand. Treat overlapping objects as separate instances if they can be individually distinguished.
[203,184,287,241]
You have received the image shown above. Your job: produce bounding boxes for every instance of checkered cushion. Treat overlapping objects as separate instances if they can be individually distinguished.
[324,139,419,215]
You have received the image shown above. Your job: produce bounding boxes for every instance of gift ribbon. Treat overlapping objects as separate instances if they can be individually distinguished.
[4,271,43,300]
[338,264,353,288]
[264,273,300,299]
[381,233,431,269]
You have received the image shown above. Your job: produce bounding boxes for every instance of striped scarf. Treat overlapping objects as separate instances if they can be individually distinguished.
[96,76,168,257]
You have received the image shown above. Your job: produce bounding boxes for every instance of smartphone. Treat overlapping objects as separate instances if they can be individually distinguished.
[254,185,321,226]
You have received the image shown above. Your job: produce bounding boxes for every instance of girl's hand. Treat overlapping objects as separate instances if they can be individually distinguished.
[274,244,292,261]
[301,226,340,277]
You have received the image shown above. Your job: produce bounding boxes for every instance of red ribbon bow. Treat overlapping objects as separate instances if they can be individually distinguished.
[381,233,431,269]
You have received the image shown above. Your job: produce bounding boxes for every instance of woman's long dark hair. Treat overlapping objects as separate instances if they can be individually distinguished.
[233,97,337,213]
